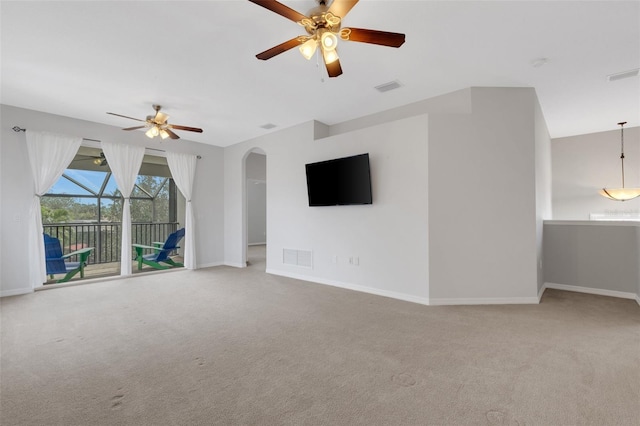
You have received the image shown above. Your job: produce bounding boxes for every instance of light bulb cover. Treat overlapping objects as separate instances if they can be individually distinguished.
[599,188,640,201]
[323,48,339,64]
[146,126,159,138]
[299,38,318,60]
[93,158,102,165]
[160,129,170,139]
[321,31,338,51]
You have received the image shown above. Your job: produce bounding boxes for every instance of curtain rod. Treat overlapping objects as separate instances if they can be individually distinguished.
[13,126,100,143]
[12,127,201,158]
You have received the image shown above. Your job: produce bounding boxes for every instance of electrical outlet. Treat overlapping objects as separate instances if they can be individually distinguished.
[353,257,359,266]
[332,255,338,264]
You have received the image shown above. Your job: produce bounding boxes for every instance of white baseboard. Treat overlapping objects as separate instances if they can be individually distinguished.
[248,242,266,246]
[265,268,430,306]
[225,262,246,268]
[429,296,540,306]
[544,282,639,303]
[537,284,546,303]
[197,261,224,269]
[1,287,33,298]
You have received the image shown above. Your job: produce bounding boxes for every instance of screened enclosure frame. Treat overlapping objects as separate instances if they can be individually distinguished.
[43,171,177,224]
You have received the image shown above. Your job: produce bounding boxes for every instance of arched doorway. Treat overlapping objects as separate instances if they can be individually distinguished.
[242,148,266,270]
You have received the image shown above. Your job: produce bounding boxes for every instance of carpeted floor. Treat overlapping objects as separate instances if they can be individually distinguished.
[1,245,639,425]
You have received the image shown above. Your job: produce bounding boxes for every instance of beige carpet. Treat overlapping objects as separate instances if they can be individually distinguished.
[1,246,639,425]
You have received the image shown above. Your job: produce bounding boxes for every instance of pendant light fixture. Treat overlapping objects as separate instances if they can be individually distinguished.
[599,121,640,201]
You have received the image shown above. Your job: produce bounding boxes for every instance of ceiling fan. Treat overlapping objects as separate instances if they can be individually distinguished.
[249,0,406,78]
[75,152,107,166]
[107,105,203,140]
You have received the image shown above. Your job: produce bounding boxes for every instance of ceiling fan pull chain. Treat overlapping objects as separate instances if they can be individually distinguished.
[316,49,325,83]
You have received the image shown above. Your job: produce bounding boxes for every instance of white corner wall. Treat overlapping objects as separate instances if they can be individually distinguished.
[428,88,544,304]
[0,105,225,296]
[534,93,553,293]
[225,87,550,306]
[224,117,430,303]
[552,126,640,220]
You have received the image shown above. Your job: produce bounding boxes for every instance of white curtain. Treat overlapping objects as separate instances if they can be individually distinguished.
[26,131,83,289]
[166,152,198,269]
[102,142,145,276]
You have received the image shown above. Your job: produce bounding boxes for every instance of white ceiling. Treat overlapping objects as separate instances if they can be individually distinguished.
[1,1,639,147]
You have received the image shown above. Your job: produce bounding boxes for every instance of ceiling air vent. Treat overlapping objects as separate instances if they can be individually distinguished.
[260,123,277,130]
[375,80,402,93]
[607,69,639,82]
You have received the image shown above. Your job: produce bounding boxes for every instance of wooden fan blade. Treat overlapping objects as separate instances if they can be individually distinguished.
[328,0,359,19]
[170,124,203,133]
[256,37,305,60]
[248,0,308,23]
[341,28,405,47]
[107,112,146,122]
[155,111,169,124]
[325,57,343,78]
[122,126,146,131]
[165,128,180,140]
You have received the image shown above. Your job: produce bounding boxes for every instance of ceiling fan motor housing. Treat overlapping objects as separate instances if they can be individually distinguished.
[303,3,341,36]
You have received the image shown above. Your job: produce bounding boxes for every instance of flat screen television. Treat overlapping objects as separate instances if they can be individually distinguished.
[305,153,372,206]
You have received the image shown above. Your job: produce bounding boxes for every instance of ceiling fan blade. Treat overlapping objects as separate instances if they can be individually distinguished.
[256,37,305,60]
[106,112,146,122]
[165,128,180,140]
[248,0,308,23]
[155,111,169,124]
[341,28,406,47]
[170,124,203,133]
[328,0,359,19]
[325,57,343,78]
[122,126,147,131]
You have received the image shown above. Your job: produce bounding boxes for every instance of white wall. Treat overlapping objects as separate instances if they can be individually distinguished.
[552,126,640,219]
[225,117,430,303]
[535,94,553,293]
[224,87,549,305]
[0,105,225,296]
[224,125,309,268]
[544,221,640,296]
[428,88,544,304]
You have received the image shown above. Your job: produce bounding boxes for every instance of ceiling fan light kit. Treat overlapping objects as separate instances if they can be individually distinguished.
[599,121,640,202]
[299,38,318,59]
[249,0,406,78]
[107,104,203,140]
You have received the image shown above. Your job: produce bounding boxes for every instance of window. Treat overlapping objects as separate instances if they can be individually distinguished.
[42,149,177,225]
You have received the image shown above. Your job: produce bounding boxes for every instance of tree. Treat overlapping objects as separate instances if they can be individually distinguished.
[42,176,172,224]
[41,205,70,224]
[41,197,96,223]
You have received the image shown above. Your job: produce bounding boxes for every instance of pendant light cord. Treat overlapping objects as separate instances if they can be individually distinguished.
[619,121,627,188]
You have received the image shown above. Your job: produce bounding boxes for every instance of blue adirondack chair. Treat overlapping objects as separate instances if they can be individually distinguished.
[133,228,185,270]
[44,233,94,283]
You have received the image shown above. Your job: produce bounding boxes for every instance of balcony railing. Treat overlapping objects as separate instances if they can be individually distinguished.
[43,222,180,265]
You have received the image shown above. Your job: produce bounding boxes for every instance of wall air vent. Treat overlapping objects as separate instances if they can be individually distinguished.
[375,80,402,93]
[607,69,639,82]
[282,248,313,268]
